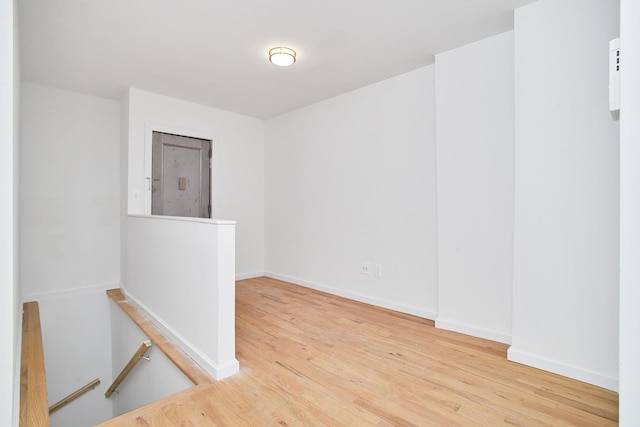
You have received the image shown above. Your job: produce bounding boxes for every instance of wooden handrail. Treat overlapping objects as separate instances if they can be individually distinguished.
[20,301,50,427]
[48,378,101,415]
[105,341,152,398]
[107,289,213,385]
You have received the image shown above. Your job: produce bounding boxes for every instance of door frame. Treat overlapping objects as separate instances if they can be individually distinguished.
[144,123,216,217]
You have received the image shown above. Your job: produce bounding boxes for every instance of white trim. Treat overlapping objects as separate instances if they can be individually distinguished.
[435,317,511,344]
[128,214,235,225]
[22,281,120,303]
[507,346,619,392]
[265,272,438,320]
[215,359,241,381]
[13,303,22,427]
[120,286,239,381]
[235,272,265,281]
[146,122,217,142]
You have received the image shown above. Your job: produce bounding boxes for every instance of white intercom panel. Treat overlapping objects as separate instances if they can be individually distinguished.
[609,38,620,121]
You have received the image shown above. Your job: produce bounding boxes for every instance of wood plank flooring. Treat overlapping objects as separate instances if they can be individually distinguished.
[102,277,618,426]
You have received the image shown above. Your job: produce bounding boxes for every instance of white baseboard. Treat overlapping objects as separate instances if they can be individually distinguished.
[435,317,511,344]
[507,346,619,392]
[235,271,264,281]
[264,271,438,320]
[22,281,120,303]
[120,286,239,381]
[216,359,241,380]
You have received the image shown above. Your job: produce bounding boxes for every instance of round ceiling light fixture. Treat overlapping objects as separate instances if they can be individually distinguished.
[269,47,296,67]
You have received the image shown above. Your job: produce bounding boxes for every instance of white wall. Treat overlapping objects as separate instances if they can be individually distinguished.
[39,290,113,426]
[125,89,264,279]
[265,66,438,319]
[435,31,514,344]
[109,299,193,418]
[125,215,238,380]
[20,83,121,423]
[510,0,620,390]
[20,82,121,297]
[0,0,20,423]
[619,0,640,423]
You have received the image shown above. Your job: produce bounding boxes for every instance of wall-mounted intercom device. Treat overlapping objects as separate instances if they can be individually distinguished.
[609,38,620,121]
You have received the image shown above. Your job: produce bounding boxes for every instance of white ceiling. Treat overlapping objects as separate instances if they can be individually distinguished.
[19,0,536,119]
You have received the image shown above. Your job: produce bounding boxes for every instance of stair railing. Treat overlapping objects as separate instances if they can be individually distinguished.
[48,378,101,414]
[105,341,152,398]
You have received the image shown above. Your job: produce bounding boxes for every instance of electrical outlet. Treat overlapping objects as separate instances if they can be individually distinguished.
[359,262,371,275]
[373,264,382,278]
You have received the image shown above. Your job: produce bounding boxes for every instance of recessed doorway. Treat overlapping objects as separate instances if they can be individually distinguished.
[151,131,212,218]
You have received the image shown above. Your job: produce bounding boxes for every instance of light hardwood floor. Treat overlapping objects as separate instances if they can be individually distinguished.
[104,277,618,426]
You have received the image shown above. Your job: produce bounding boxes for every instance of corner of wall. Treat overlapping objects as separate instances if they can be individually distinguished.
[120,90,130,286]
[12,0,22,420]
[435,318,511,345]
[619,0,640,421]
[235,272,265,281]
[512,0,620,391]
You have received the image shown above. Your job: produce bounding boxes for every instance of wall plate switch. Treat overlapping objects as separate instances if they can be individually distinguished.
[359,262,371,275]
[373,264,382,277]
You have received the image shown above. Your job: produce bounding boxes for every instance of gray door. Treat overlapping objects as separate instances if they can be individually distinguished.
[151,131,211,218]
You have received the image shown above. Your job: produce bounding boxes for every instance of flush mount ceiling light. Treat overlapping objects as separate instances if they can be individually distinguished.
[269,47,296,67]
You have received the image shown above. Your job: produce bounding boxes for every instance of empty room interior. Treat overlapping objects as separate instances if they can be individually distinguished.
[3,0,640,426]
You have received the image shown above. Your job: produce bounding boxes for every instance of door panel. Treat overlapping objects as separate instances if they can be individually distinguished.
[151,132,211,218]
